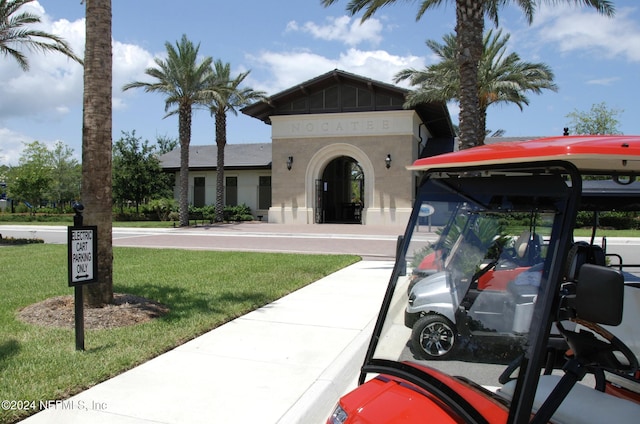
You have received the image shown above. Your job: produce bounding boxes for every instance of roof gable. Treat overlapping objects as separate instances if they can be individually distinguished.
[242,69,455,138]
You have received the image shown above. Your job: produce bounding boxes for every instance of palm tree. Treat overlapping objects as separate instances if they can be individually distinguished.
[123,35,213,227]
[396,29,558,140]
[82,0,113,307]
[322,0,615,149]
[206,60,266,223]
[0,0,83,71]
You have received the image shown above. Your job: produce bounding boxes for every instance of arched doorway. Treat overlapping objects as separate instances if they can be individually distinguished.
[315,156,363,224]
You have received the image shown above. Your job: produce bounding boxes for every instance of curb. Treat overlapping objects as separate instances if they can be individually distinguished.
[277,317,377,424]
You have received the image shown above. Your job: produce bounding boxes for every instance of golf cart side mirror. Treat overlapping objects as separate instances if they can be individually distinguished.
[572,264,624,326]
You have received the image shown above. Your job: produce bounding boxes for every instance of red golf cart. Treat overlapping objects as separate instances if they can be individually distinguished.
[328,136,640,424]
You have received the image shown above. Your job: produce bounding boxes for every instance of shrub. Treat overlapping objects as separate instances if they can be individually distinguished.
[576,211,639,230]
[189,205,215,222]
[114,212,147,222]
[224,204,253,222]
[599,212,638,230]
[144,198,178,221]
[0,213,73,223]
[0,235,44,245]
[13,203,30,214]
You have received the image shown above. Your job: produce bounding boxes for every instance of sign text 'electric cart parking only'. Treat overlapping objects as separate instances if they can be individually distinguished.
[68,226,97,286]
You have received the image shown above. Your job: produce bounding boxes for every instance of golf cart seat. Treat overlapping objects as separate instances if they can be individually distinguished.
[498,374,640,424]
[564,242,606,281]
[514,231,542,266]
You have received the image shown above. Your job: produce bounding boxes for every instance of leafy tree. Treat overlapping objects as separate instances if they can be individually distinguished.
[1,150,8,198]
[6,141,53,208]
[566,101,623,135]
[0,164,8,182]
[82,0,113,307]
[395,29,558,139]
[112,130,172,212]
[3,141,79,209]
[206,60,267,222]
[0,0,83,71]
[0,164,7,202]
[322,0,615,149]
[49,141,81,207]
[124,34,214,227]
[156,134,178,154]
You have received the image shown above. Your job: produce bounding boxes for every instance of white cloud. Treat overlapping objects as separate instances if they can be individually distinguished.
[0,135,80,167]
[245,49,336,95]
[0,128,24,165]
[0,4,156,122]
[286,15,384,47]
[530,5,640,62]
[113,41,156,110]
[0,128,52,166]
[246,47,424,95]
[587,76,620,86]
[338,48,424,84]
[0,11,84,121]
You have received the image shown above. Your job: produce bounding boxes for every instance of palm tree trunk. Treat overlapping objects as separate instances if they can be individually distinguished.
[82,0,113,307]
[178,103,192,227]
[215,111,226,222]
[480,106,488,140]
[455,0,485,149]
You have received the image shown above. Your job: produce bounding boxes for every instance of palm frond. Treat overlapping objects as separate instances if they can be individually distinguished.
[0,0,83,70]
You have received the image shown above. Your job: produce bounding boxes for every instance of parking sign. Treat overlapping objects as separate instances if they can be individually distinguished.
[68,226,98,286]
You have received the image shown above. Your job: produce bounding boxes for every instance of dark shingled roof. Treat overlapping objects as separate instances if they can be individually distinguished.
[158,143,272,171]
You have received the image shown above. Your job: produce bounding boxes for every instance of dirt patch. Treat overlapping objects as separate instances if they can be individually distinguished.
[18,294,169,329]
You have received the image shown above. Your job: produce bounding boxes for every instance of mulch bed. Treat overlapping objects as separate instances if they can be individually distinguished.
[18,294,169,329]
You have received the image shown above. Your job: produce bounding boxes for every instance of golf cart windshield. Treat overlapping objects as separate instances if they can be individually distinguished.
[360,165,581,421]
[358,164,640,423]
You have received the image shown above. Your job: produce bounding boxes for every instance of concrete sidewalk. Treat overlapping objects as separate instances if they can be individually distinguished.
[21,260,392,424]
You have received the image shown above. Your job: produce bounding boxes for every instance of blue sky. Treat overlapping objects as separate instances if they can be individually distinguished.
[1,0,639,165]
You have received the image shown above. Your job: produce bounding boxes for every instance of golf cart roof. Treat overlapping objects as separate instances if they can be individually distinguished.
[408,135,640,173]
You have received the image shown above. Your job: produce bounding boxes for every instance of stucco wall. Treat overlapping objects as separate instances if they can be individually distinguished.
[171,169,271,218]
[269,110,424,225]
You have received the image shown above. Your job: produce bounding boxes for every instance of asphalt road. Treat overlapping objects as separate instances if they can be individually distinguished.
[0,222,437,260]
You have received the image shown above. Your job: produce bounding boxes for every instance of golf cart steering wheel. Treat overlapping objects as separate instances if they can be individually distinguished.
[568,318,639,375]
[498,319,638,385]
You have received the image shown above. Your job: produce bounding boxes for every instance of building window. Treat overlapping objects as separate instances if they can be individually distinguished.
[258,176,271,210]
[193,177,205,207]
[225,176,237,206]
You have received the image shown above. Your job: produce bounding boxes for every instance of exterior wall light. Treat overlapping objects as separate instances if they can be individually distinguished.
[385,154,392,169]
[287,156,293,170]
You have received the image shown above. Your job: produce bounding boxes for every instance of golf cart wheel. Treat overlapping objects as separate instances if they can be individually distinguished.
[411,315,457,360]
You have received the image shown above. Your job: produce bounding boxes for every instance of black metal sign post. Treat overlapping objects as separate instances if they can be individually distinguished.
[67,204,97,351]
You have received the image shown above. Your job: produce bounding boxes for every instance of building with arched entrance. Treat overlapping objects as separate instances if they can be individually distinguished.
[242,69,455,226]
[159,70,455,226]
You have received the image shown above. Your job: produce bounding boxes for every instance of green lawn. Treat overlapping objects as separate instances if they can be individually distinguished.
[0,245,359,423]
[573,228,640,237]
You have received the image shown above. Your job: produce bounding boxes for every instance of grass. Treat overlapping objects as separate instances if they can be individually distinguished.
[573,228,640,237]
[0,245,359,423]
